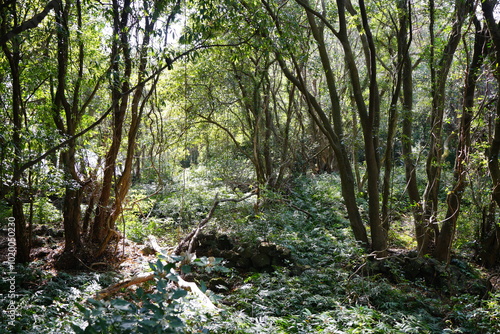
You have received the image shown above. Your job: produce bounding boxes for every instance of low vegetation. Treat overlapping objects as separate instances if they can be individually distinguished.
[1,170,499,333]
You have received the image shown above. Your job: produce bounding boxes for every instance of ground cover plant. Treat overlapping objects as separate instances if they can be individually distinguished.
[1,171,499,333]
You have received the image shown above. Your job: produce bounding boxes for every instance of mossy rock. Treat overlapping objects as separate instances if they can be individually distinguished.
[188,232,294,272]
[364,253,489,297]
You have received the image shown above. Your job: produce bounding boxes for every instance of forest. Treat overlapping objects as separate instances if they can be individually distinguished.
[1,0,500,332]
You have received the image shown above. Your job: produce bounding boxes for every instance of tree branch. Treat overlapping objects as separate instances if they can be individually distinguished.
[174,192,257,255]
[0,0,60,45]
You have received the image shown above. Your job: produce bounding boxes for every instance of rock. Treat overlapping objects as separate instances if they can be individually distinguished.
[32,248,51,259]
[209,277,230,292]
[183,231,294,273]
[363,253,489,297]
[217,234,233,250]
[238,244,254,259]
[140,244,156,256]
[258,242,275,253]
[251,252,271,269]
[219,250,239,262]
[235,256,252,268]
[32,236,46,247]
[52,229,64,238]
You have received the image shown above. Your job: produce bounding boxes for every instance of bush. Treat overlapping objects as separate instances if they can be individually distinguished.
[72,256,218,334]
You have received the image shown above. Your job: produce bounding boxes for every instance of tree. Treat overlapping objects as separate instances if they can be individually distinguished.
[480,0,500,267]
[434,13,487,262]
[1,2,29,262]
[91,0,181,256]
[51,0,103,255]
[186,44,304,189]
[253,0,373,248]
[418,0,473,257]
[0,0,61,263]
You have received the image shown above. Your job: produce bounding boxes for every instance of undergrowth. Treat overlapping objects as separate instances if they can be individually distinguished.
[1,169,499,333]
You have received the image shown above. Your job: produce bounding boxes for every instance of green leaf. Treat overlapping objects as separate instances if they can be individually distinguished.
[111,298,133,311]
[166,272,179,282]
[172,288,188,299]
[181,264,191,274]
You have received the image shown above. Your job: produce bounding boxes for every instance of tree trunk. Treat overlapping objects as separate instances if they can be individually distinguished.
[1,2,30,263]
[275,56,369,247]
[478,203,500,268]
[420,0,471,256]
[335,0,385,255]
[52,0,90,254]
[434,16,485,262]
[92,0,132,243]
[111,18,157,226]
[480,0,500,267]
[381,0,409,231]
[265,0,369,247]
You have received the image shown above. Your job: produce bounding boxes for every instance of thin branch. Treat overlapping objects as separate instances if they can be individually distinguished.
[174,192,258,255]
[0,0,60,45]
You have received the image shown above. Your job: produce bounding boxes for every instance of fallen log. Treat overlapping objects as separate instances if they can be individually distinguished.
[96,272,155,300]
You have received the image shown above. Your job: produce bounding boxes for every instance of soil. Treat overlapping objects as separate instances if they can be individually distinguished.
[0,226,156,277]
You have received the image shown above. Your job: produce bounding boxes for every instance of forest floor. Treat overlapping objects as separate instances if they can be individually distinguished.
[1,173,500,333]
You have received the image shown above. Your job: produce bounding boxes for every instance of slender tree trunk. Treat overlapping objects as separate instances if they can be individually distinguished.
[275,83,295,186]
[52,0,91,254]
[1,2,30,263]
[263,0,369,247]
[481,1,500,268]
[382,0,410,231]
[263,88,275,186]
[478,202,500,268]
[275,55,369,247]
[434,17,485,262]
[92,0,132,243]
[336,0,385,255]
[420,0,471,255]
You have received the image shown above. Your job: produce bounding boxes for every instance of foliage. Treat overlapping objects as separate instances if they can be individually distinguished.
[0,263,113,334]
[72,259,190,334]
[24,196,62,226]
[2,0,500,332]
[0,172,498,333]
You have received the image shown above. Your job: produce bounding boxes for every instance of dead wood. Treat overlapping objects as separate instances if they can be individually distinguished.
[95,266,219,310]
[96,272,155,300]
[147,234,164,253]
[173,192,257,255]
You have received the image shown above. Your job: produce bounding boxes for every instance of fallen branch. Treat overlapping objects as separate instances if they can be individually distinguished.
[96,273,219,311]
[173,191,257,255]
[148,235,165,253]
[96,272,155,300]
[176,275,219,310]
[96,270,218,310]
